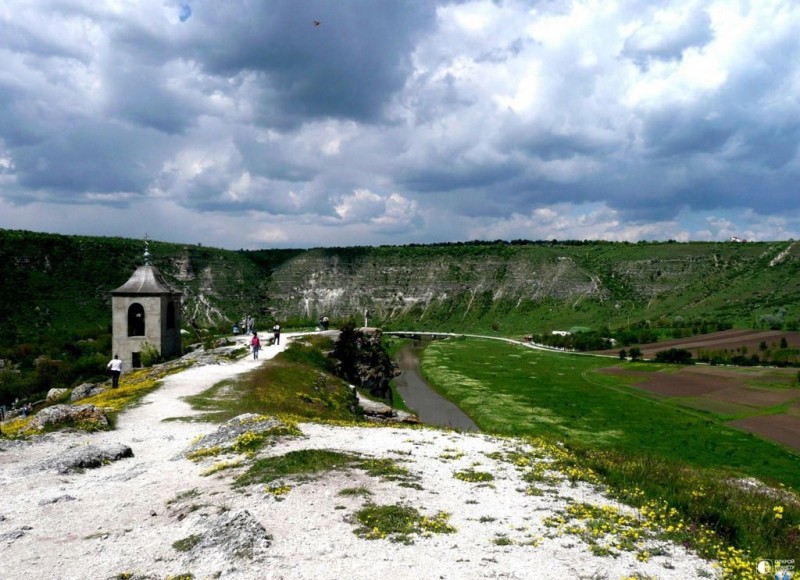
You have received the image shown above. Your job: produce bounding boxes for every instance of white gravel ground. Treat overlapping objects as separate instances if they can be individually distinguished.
[0,334,720,580]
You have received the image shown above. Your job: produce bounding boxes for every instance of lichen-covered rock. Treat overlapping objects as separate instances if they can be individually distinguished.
[51,443,134,474]
[46,388,68,402]
[184,414,295,459]
[27,404,109,431]
[182,509,272,568]
[70,382,106,402]
[355,391,419,424]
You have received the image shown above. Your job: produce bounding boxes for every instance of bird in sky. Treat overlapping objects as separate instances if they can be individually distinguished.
[313,20,320,26]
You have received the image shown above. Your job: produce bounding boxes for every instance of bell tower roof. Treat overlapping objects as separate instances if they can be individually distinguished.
[111,234,180,295]
[111,264,179,295]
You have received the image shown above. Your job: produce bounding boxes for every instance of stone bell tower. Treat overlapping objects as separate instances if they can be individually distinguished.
[110,236,183,369]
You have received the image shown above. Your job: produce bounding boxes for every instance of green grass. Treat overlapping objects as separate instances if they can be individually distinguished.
[420,337,800,563]
[235,448,420,490]
[352,503,456,543]
[182,336,363,424]
[172,534,204,552]
[339,486,372,498]
[453,468,495,483]
[236,449,358,486]
[421,338,800,490]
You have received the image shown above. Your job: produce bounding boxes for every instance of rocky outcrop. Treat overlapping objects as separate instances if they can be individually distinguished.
[41,442,134,474]
[184,414,294,459]
[356,392,419,424]
[27,404,109,431]
[46,388,68,402]
[70,382,106,402]
[266,247,608,322]
[180,509,273,571]
[4,230,800,339]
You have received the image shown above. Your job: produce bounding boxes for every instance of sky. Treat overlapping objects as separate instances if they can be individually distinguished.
[1,0,799,249]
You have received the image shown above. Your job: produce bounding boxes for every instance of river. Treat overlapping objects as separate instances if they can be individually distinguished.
[393,342,479,432]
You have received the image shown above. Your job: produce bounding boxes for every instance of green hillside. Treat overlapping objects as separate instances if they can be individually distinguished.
[2,230,800,348]
[0,229,295,346]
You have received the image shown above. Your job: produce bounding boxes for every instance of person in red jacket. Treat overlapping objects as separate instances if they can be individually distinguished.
[250,332,261,359]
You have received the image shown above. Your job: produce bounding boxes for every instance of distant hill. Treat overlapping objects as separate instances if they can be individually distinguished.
[0,229,300,346]
[2,229,800,346]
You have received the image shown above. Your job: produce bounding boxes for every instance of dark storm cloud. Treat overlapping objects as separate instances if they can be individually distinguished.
[102,60,198,135]
[505,128,618,162]
[8,120,171,198]
[640,107,735,159]
[234,137,316,184]
[183,1,436,128]
[398,156,522,194]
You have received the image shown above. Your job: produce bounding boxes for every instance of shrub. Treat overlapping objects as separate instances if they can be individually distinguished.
[34,356,68,390]
[654,348,693,364]
[139,342,161,368]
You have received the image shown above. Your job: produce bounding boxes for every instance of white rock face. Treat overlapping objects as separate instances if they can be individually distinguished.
[267,249,608,321]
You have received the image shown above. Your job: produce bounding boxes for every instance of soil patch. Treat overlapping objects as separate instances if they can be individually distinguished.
[729,415,800,453]
[709,387,800,408]
[637,368,740,397]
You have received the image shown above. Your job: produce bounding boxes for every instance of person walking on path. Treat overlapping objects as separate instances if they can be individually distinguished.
[107,354,123,388]
[273,323,281,345]
[250,332,261,359]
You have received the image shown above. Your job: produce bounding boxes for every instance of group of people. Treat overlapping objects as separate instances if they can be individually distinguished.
[234,316,256,336]
[7,400,34,418]
[104,313,328,378]
[248,315,337,359]
[249,323,281,359]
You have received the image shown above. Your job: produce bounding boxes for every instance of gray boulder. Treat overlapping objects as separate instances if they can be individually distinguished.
[46,388,69,402]
[70,382,106,402]
[182,509,272,565]
[184,414,291,458]
[27,404,109,431]
[53,443,134,474]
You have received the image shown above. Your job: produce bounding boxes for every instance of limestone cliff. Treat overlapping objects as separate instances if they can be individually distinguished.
[266,246,609,323]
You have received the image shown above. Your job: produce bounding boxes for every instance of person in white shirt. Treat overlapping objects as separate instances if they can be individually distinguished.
[107,354,123,388]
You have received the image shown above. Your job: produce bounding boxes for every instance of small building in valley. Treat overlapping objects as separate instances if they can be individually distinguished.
[111,238,182,369]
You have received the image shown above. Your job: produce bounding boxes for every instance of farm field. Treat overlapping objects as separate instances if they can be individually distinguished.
[597,364,800,453]
[595,328,800,360]
[420,337,800,490]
